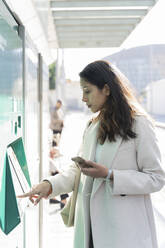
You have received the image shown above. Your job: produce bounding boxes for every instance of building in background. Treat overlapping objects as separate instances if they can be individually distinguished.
[144,79,165,115]
[64,79,84,111]
[104,44,165,95]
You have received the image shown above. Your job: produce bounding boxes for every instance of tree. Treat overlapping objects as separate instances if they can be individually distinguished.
[49,61,56,89]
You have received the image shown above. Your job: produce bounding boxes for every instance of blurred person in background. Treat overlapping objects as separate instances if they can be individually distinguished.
[49,99,64,146]
[49,147,69,209]
[19,60,165,248]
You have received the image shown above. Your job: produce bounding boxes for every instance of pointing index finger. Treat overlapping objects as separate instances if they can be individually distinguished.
[17,189,38,198]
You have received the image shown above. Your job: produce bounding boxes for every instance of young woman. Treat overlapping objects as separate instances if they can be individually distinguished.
[19,60,165,248]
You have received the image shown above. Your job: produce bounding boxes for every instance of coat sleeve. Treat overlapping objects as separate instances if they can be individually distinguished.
[112,116,165,195]
[47,163,78,198]
[45,120,91,198]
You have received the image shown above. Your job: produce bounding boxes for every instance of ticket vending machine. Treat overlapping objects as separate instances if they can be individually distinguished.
[0,2,49,247]
[0,1,26,247]
[0,138,31,234]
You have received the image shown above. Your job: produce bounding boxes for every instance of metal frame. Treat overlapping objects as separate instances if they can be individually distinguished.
[50,0,158,48]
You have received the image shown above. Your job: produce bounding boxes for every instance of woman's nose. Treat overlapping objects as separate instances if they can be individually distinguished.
[82,96,87,102]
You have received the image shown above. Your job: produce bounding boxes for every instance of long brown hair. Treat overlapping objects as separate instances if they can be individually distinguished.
[79,60,145,144]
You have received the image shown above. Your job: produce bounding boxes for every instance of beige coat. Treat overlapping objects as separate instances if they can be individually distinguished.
[48,115,165,248]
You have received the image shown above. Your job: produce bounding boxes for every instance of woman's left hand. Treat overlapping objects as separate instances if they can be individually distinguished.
[80,160,109,178]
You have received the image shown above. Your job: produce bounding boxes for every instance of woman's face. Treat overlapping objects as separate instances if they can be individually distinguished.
[80,78,110,113]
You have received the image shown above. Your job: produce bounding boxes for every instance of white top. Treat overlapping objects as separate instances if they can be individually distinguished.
[95,142,103,163]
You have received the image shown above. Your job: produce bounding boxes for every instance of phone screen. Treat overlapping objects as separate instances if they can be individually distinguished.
[71,156,85,164]
[71,157,91,168]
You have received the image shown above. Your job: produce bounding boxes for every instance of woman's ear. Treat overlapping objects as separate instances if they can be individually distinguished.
[103,84,110,96]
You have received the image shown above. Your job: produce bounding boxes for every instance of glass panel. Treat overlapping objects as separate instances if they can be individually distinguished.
[0,2,24,247]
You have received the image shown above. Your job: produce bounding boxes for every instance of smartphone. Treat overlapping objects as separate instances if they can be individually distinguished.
[71,156,90,168]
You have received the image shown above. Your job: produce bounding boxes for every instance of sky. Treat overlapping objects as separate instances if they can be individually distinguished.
[63,47,120,80]
[62,0,165,81]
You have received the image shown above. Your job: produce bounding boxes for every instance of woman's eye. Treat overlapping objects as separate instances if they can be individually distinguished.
[84,91,90,94]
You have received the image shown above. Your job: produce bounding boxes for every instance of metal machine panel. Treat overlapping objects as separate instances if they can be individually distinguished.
[0,1,24,247]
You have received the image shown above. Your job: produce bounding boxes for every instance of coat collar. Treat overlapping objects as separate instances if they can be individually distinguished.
[91,136,122,197]
[82,121,122,198]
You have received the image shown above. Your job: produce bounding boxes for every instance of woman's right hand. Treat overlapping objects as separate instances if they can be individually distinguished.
[17,181,52,205]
